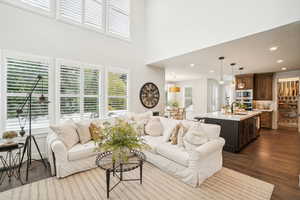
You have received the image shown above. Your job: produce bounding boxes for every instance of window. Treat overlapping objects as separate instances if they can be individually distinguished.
[1,0,130,40]
[57,60,102,121]
[57,0,104,30]
[1,0,53,16]
[107,0,130,38]
[107,69,128,116]
[1,51,52,132]
[184,87,192,108]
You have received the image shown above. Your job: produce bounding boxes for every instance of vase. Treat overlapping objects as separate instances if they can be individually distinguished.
[4,138,15,144]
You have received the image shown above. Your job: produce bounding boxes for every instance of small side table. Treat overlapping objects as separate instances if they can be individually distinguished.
[0,143,24,185]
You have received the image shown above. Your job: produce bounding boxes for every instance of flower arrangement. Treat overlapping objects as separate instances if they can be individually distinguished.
[95,119,149,162]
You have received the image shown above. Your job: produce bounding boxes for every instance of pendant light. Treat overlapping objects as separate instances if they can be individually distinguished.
[219,56,225,85]
[230,63,236,87]
[237,67,246,89]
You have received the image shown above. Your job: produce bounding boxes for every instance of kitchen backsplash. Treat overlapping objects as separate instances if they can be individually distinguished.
[253,100,274,110]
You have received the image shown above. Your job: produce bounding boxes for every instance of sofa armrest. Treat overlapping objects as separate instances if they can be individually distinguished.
[51,140,68,162]
[194,137,225,157]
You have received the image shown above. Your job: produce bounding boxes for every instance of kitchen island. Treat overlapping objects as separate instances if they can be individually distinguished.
[195,111,261,153]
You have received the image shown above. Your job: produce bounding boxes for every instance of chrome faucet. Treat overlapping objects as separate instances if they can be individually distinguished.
[231,101,238,114]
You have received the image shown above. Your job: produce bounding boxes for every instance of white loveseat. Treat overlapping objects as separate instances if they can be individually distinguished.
[142,119,225,187]
[47,115,225,187]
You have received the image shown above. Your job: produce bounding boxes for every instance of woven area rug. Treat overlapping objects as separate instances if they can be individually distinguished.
[0,163,274,200]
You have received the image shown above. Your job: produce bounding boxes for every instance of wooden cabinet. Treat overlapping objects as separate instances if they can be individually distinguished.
[201,116,259,153]
[235,74,254,90]
[260,111,272,129]
[254,73,273,100]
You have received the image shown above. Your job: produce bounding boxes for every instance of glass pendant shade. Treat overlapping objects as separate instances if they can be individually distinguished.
[219,56,225,85]
[169,86,180,93]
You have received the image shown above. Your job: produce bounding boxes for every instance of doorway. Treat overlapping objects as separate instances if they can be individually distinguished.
[277,77,299,131]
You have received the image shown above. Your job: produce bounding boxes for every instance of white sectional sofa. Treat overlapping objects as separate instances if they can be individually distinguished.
[47,114,225,187]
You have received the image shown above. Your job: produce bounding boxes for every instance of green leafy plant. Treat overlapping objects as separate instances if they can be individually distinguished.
[2,131,18,139]
[168,100,179,108]
[95,119,149,162]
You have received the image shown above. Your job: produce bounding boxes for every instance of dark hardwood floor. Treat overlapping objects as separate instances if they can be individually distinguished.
[0,160,51,192]
[224,128,300,200]
[1,128,300,200]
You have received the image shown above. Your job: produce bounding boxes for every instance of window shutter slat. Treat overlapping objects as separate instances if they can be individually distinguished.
[108,0,130,38]
[6,56,49,131]
[109,0,129,13]
[21,0,51,11]
[84,0,103,29]
[60,64,81,120]
[59,0,82,23]
[84,68,99,118]
[107,71,128,113]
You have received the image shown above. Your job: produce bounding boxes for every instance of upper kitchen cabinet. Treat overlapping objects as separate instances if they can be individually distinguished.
[235,74,254,90]
[254,73,273,100]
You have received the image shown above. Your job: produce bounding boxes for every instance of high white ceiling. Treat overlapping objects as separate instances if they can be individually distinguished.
[149,22,300,82]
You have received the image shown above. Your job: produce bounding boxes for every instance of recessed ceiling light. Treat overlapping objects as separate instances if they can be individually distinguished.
[277,59,284,63]
[190,64,195,67]
[281,67,287,71]
[269,46,278,51]
[209,70,214,73]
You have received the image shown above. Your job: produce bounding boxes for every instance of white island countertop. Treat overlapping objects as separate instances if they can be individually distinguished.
[195,111,262,121]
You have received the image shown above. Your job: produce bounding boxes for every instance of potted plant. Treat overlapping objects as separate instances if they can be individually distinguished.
[2,131,18,144]
[95,119,149,162]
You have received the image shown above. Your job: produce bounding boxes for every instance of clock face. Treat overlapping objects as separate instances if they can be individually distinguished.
[140,82,160,109]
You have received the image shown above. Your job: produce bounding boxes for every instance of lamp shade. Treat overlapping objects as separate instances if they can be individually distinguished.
[169,86,180,93]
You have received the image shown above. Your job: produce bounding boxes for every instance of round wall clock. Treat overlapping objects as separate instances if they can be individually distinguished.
[140,82,160,109]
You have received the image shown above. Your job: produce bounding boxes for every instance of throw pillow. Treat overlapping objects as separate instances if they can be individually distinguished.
[170,124,181,144]
[50,120,79,149]
[75,120,91,144]
[145,117,163,136]
[89,123,104,141]
[160,117,179,142]
[183,125,209,150]
[177,123,190,147]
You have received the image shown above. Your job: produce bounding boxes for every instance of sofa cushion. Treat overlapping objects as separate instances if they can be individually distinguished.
[142,135,164,154]
[160,117,179,142]
[156,143,189,167]
[75,120,91,144]
[145,117,163,136]
[133,111,153,121]
[200,123,221,140]
[50,120,79,149]
[89,122,104,141]
[68,141,97,161]
[183,125,209,150]
[177,123,190,148]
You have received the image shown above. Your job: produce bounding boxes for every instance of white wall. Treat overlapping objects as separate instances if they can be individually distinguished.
[175,78,208,116]
[0,1,165,114]
[0,0,165,158]
[145,0,300,64]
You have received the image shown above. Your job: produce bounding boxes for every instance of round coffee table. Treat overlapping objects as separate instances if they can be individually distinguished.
[96,150,145,199]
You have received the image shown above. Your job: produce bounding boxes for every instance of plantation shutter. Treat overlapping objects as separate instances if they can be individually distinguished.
[107,71,128,114]
[60,65,81,120]
[84,68,100,118]
[6,57,49,131]
[58,0,82,23]
[107,0,130,38]
[84,0,103,29]
[21,0,51,11]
